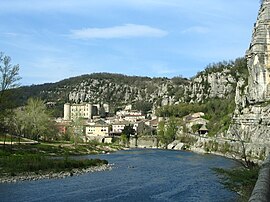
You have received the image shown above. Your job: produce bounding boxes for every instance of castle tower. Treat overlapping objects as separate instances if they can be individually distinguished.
[86,103,93,119]
[246,0,270,103]
[64,103,71,120]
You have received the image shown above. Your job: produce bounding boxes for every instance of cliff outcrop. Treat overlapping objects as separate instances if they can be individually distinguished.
[227,0,270,160]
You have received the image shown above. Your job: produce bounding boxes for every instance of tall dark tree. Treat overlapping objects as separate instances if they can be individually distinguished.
[122,124,136,139]
[121,124,135,147]
[99,105,106,118]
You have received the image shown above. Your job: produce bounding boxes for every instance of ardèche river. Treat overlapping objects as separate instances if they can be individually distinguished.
[0,149,240,202]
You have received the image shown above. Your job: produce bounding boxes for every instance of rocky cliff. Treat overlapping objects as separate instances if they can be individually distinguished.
[13,59,246,113]
[227,0,270,160]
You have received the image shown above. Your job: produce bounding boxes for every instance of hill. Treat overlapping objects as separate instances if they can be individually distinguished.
[10,58,247,116]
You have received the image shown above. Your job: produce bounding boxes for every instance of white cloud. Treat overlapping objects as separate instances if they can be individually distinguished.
[181,26,210,34]
[70,24,168,39]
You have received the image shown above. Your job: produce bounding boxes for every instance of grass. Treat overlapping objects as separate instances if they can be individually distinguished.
[0,140,122,156]
[0,134,31,143]
[0,154,108,177]
[0,140,121,177]
[212,166,259,202]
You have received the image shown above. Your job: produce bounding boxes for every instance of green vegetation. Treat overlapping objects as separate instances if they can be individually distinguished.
[0,141,121,177]
[156,97,235,137]
[120,124,136,147]
[0,134,31,143]
[220,142,232,154]
[0,52,21,135]
[156,103,205,118]
[157,117,178,148]
[0,153,108,177]
[191,124,203,133]
[8,98,58,142]
[194,57,248,80]
[133,101,153,114]
[203,140,219,152]
[213,166,259,201]
[0,139,121,156]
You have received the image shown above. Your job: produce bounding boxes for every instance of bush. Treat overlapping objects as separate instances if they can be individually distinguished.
[213,166,259,201]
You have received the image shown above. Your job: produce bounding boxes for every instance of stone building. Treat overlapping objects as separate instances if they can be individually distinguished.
[64,103,109,120]
[85,121,111,143]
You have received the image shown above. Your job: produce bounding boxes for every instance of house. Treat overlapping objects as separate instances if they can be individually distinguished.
[111,121,130,135]
[145,119,158,129]
[184,112,209,134]
[55,119,71,134]
[133,121,145,135]
[123,114,146,122]
[85,121,111,143]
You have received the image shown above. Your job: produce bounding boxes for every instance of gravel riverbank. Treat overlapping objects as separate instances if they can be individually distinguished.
[0,164,113,183]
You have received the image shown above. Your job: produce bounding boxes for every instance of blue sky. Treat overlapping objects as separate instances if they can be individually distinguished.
[0,0,260,86]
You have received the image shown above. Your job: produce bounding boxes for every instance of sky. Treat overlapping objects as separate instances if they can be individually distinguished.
[0,0,260,86]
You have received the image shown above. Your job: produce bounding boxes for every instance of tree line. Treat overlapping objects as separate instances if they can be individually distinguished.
[0,52,61,145]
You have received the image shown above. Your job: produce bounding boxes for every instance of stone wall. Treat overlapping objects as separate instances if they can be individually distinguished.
[129,133,268,162]
[129,136,158,148]
[249,154,270,202]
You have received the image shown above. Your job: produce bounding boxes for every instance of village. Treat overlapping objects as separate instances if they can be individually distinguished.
[55,102,209,145]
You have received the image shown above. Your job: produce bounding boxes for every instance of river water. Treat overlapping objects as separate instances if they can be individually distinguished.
[0,149,239,202]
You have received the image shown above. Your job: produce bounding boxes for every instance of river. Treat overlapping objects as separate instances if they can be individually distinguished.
[0,149,239,202]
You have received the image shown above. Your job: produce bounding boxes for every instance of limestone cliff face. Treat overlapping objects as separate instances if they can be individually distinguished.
[227,0,270,159]
[14,59,244,113]
[246,0,270,103]
[189,68,236,102]
[38,66,239,110]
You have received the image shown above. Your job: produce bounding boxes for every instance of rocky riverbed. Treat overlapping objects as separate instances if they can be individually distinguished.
[0,164,113,183]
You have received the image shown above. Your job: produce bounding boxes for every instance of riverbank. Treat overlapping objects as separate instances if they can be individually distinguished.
[131,136,264,165]
[0,164,113,183]
[0,141,122,183]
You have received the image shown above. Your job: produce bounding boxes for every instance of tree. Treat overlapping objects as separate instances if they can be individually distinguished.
[10,108,26,144]
[157,120,165,146]
[10,98,57,141]
[24,98,50,140]
[0,52,20,100]
[157,118,178,149]
[165,117,178,147]
[230,124,255,168]
[99,105,106,118]
[70,116,84,146]
[133,101,152,114]
[121,124,135,147]
[0,52,21,147]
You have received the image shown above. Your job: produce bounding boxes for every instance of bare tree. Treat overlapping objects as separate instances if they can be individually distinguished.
[230,124,254,168]
[0,52,21,148]
[0,52,21,99]
[70,113,84,147]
